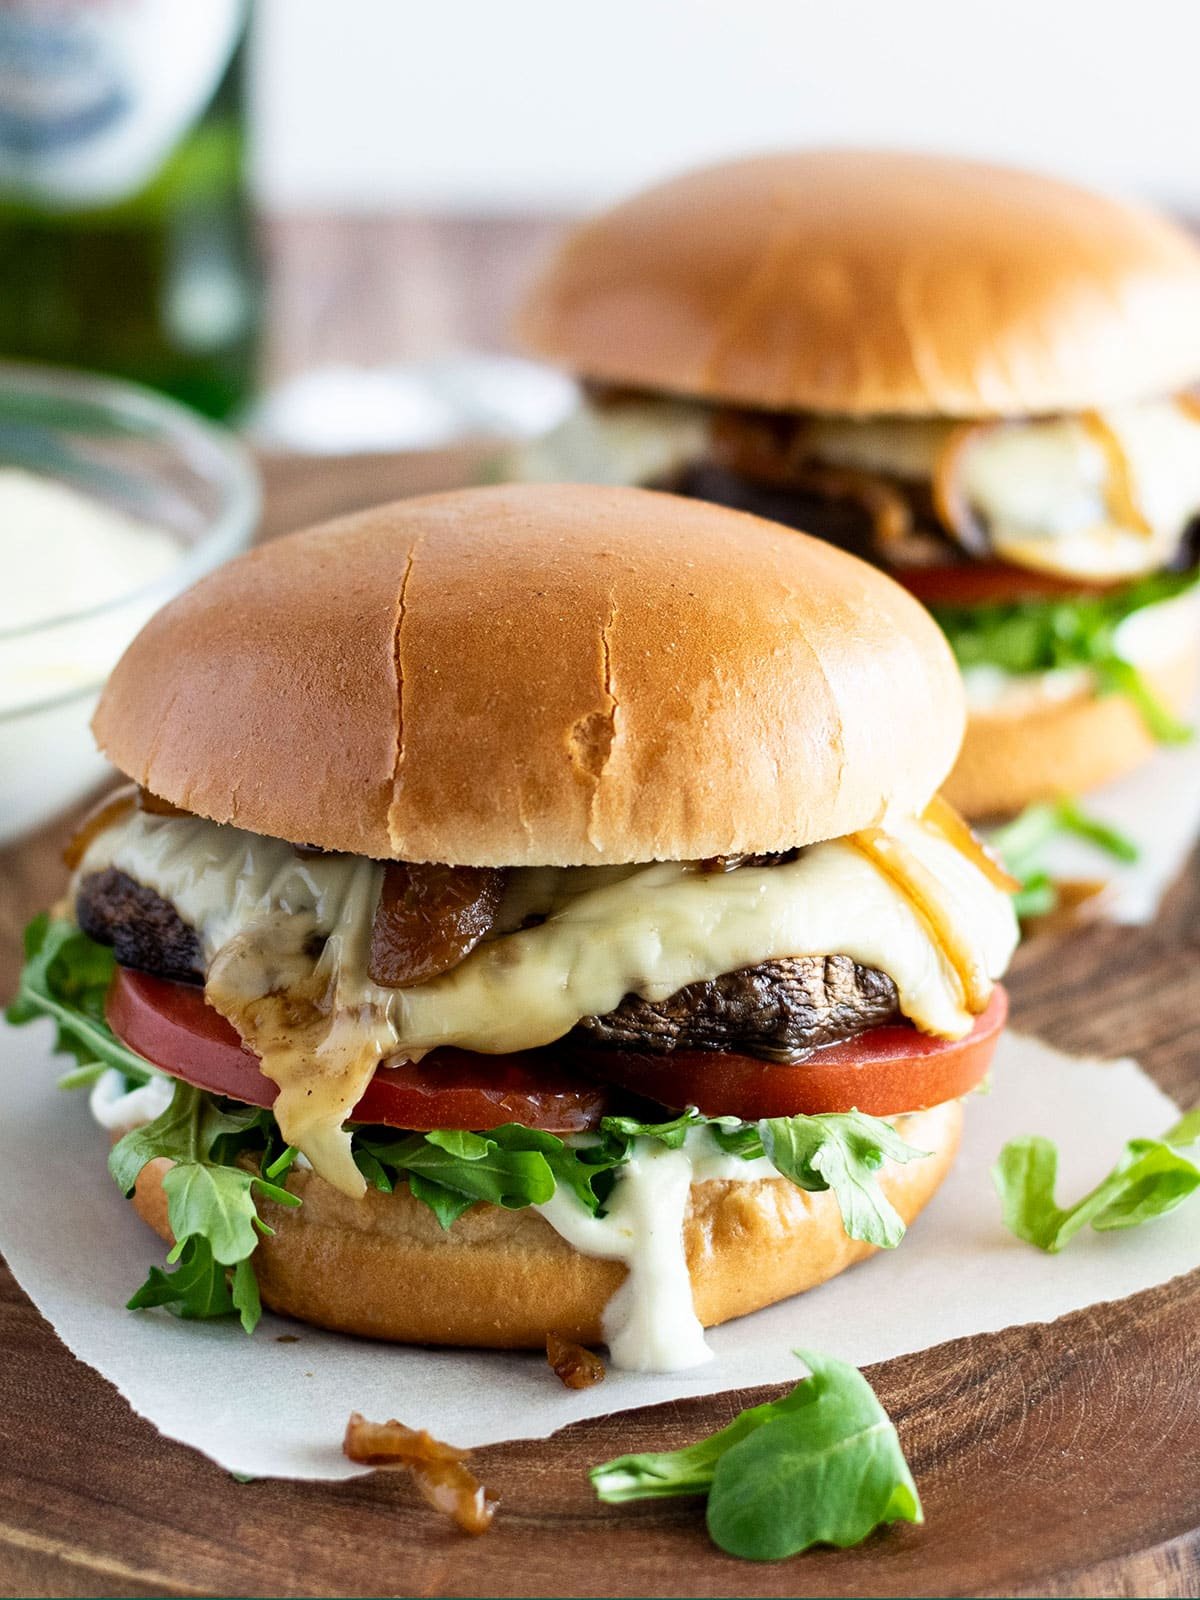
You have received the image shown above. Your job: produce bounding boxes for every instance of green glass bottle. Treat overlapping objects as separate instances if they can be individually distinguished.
[0,1,261,420]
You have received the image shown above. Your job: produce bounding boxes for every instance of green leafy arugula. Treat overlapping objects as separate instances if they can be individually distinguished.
[5,912,152,1086]
[356,1107,926,1251]
[8,918,931,1337]
[932,568,1197,744]
[591,1349,922,1560]
[108,1082,299,1332]
[989,796,1139,921]
[993,1108,1200,1252]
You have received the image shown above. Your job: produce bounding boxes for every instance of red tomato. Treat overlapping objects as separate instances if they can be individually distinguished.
[573,987,1008,1119]
[898,562,1111,609]
[105,968,607,1133]
[107,968,1007,1132]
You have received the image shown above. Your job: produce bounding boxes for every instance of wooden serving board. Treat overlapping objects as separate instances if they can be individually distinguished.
[0,454,1197,1599]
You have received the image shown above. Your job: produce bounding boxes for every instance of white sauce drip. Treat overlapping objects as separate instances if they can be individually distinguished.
[89,1066,174,1134]
[535,1127,779,1371]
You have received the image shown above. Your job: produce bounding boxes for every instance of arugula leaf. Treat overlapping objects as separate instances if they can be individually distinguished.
[760,1112,926,1248]
[352,1127,558,1224]
[126,1235,238,1322]
[990,796,1140,921]
[591,1382,816,1502]
[933,568,1198,743]
[111,1081,299,1333]
[5,914,152,1083]
[592,1350,922,1560]
[598,1108,706,1149]
[706,1350,922,1559]
[993,1112,1200,1252]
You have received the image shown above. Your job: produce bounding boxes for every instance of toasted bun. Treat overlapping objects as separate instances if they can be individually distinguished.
[127,1101,960,1347]
[92,483,963,864]
[943,639,1199,819]
[517,150,1200,418]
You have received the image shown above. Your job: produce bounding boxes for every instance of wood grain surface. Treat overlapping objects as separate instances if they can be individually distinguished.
[1,451,1199,1598]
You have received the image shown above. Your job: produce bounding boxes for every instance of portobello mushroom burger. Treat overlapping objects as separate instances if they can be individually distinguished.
[515,151,1200,817]
[10,484,1019,1370]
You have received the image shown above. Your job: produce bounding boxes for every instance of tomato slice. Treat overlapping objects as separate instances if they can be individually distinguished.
[105,968,607,1133]
[106,968,1007,1132]
[898,562,1111,608]
[573,986,1008,1119]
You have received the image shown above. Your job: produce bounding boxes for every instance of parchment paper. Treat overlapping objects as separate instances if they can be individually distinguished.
[0,1020,1194,1481]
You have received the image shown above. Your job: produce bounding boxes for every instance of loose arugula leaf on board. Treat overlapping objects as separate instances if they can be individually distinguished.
[993,1113,1200,1252]
[593,1351,922,1561]
[591,1382,815,1503]
[990,796,1141,922]
[706,1350,922,1560]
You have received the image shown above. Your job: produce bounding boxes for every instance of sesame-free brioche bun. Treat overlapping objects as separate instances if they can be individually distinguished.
[517,150,1200,419]
[126,1101,960,1347]
[943,636,1200,820]
[92,483,964,865]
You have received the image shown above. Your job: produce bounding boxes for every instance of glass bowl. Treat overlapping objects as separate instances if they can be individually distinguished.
[0,363,260,845]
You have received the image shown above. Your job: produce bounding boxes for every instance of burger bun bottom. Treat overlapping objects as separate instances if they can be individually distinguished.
[127,1100,962,1349]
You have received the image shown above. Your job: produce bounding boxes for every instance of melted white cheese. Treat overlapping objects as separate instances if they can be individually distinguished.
[507,394,712,486]
[802,402,1200,581]
[77,812,1016,1194]
[543,396,1200,584]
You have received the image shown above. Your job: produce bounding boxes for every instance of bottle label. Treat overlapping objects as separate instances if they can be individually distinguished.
[0,0,246,206]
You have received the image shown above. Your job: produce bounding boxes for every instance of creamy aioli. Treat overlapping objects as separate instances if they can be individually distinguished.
[89,1065,174,1134]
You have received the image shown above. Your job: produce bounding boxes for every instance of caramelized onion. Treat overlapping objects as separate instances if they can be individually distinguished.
[848,829,992,1016]
[343,1413,497,1535]
[931,422,996,555]
[546,1332,606,1389]
[923,795,1020,894]
[62,783,138,869]
[136,786,190,818]
[1079,411,1153,536]
[369,861,507,988]
[709,409,924,554]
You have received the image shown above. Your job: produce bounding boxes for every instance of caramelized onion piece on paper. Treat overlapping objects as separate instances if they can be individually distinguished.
[369,862,507,987]
[343,1413,498,1535]
[546,1332,606,1390]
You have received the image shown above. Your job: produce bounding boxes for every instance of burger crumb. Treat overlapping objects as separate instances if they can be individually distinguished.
[546,1331,606,1389]
[343,1412,497,1535]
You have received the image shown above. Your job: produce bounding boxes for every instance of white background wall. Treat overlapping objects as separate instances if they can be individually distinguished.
[254,0,1200,214]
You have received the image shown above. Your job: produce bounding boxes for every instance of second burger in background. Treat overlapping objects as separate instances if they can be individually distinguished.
[516,151,1200,817]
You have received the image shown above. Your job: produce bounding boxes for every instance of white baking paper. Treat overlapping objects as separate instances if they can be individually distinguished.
[983,719,1200,925]
[0,1020,1194,1481]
